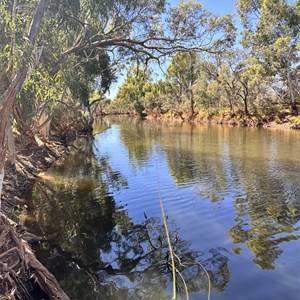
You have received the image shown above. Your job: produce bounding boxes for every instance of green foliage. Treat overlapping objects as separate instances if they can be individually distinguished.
[1,0,299,131]
[168,0,236,50]
[66,50,115,108]
[0,0,37,74]
[143,80,169,113]
[165,51,200,115]
[18,66,64,120]
[111,0,299,119]
[116,66,152,115]
[237,0,300,112]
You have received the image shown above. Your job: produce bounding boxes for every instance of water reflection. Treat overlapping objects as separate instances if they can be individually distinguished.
[28,134,229,299]
[27,119,300,299]
[118,118,156,169]
[229,194,300,270]
[97,216,230,299]
[114,119,300,271]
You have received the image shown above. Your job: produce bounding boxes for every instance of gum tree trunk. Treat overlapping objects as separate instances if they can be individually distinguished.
[287,70,297,115]
[0,0,49,206]
[0,68,27,202]
[7,118,16,165]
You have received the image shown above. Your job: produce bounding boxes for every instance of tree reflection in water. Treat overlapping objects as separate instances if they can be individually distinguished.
[27,136,230,299]
[116,119,300,272]
[228,193,300,270]
[35,217,230,300]
[96,216,230,299]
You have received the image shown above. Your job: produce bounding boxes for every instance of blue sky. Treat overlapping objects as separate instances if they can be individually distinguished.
[108,0,240,99]
[170,0,238,15]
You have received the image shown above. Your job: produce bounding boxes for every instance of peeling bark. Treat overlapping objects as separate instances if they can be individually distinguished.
[7,119,16,165]
[39,109,51,139]
[0,0,49,202]
[0,170,4,208]
[287,70,297,114]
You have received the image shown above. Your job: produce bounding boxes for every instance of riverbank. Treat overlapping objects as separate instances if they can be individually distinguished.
[144,109,300,130]
[26,117,300,299]
[0,145,69,299]
[1,113,299,299]
[0,122,92,299]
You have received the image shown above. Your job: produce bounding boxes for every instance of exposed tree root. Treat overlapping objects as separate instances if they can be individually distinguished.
[0,213,69,299]
[0,135,72,299]
[0,121,94,299]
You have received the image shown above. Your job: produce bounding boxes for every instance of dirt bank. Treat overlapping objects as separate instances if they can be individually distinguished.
[0,112,92,300]
[0,124,90,299]
[145,111,300,130]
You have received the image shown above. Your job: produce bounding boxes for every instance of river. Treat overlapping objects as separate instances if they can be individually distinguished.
[24,117,300,299]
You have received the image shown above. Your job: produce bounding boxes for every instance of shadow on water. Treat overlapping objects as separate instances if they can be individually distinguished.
[25,133,230,300]
[22,118,300,299]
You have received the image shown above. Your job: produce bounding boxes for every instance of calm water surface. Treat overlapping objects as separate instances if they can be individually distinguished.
[27,117,300,299]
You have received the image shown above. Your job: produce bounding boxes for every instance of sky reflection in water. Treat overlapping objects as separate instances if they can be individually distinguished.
[28,117,300,300]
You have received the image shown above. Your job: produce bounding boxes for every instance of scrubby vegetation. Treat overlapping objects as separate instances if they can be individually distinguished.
[112,1,300,125]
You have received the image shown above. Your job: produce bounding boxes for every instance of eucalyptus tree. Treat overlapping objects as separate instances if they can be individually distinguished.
[143,80,170,114]
[60,0,235,61]
[66,49,115,120]
[0,0,235,205]
[0,0,49,203]
[198,48,273,116]
[57,0,235,117]
[233,56,271,115]
[116,66,152,116]
[236,0,300,114]
[199,53,240,115]
[166,51,200,118]
[15,2,117,140]
[212,52,263,115]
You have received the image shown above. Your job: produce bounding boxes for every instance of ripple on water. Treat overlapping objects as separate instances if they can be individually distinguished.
[31,120,300,300]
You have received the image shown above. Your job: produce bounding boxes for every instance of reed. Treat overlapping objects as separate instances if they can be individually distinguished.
[130,128,211,300]
[174,265,189,300]
[156,163,211,300]
[156,171,177,300]
[197,261,211,300]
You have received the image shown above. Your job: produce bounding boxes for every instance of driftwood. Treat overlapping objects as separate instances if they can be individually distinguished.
[0,213,69,300]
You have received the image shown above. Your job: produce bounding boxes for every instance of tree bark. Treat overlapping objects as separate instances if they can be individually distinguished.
[0,0,49,204]
[237,81,249,115]
[190,89,195,119]
[287,70,297,114]
[0,170,3,208]
[39,109,51,139]
[225,89,235,115]
[6,118,16,165]
[244,96,249,115]
[0,68,27,206]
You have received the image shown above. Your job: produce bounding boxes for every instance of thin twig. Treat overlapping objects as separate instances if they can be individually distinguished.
[156,163,177,300]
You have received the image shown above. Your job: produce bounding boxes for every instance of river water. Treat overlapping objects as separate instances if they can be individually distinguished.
[26,117,300,299]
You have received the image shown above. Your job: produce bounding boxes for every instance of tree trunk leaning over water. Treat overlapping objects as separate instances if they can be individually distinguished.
[0,0,49,205]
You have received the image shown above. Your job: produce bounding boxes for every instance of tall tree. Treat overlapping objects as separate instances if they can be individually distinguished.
[60,0,235,60]
[116,66,151,116]
[237,0,300,114]
[0,0,49,204]
[167,51,200,118]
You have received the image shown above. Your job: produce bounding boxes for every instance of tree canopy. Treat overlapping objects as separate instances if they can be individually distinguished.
[0,0,300,200]
[114,0,300,120]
